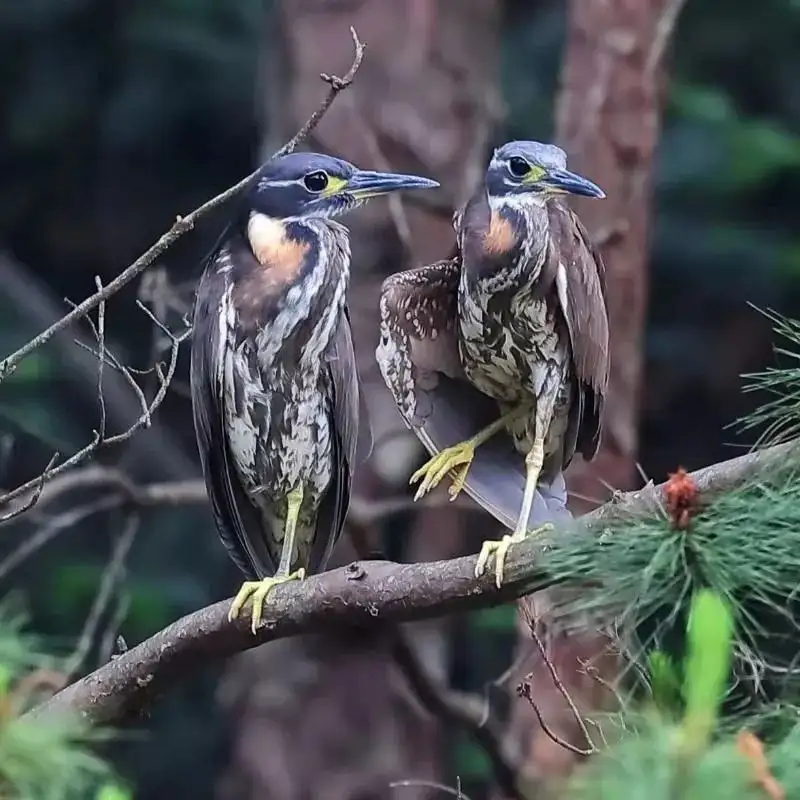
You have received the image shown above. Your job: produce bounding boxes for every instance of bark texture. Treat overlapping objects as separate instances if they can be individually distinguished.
[218,2,502,798]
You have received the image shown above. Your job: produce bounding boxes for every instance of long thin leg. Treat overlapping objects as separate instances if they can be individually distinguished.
[410,408,523,502]
[228,485,307,634]
[475,394,556,588]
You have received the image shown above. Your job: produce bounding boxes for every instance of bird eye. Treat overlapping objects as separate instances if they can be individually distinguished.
[508,156,531,178]
[303,171,329,193]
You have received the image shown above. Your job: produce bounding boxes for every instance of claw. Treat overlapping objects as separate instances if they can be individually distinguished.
[474,524,553,589]
[228,568,306,634]
[409,440,476,502]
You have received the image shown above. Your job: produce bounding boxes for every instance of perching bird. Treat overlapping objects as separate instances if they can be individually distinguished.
[190,152,439,633]
[376,140,609,588]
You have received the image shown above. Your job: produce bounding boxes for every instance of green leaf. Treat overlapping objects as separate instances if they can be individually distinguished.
[681,591,734,749]
[96,782,132,800]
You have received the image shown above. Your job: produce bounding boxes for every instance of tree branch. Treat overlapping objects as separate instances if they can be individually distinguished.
[30,548,545,726]
[583,438,800,529]
[27,437,800,727]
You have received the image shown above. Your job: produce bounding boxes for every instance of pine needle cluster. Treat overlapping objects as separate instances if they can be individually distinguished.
[528,312,800,799]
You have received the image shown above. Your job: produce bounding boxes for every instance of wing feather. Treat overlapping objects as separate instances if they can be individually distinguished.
[309,307,371,570]
[190,259,276,580]
[547,202,610,461]
[376,260,571,531]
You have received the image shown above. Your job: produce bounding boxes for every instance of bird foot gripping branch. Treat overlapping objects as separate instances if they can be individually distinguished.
[228,570,307,635]
[474,523,554,589]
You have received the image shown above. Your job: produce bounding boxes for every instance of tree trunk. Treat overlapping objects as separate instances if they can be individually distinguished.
[217,2,502,798]
[505,0,681,791]
[558,0,675,507]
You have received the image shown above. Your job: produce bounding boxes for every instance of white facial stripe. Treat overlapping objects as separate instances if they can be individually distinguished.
[257,177,307,190]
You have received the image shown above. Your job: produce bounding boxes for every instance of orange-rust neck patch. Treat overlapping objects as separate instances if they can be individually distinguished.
[247,213,309,288]
[482,210,517,256]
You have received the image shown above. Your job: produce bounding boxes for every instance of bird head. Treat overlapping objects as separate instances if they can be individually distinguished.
[247,152,439,220]
[485,141,605,205]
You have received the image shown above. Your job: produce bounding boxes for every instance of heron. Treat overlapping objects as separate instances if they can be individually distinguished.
[376,140,609,588]
[190,152,439,633]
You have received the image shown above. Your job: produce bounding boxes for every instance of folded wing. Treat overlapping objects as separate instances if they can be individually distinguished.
[547,202,610,465]
[310,307,373,570]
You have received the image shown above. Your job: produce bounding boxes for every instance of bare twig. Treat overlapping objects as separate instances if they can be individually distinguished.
[0,463,492,529]
[389,778,470,800]
[63,513,139,683]
[0,27,364,386]
[0,453,59,524]
[351,96,414,256]
[0,320,191,508]
[94,277,108,439]
[516,626,597,758]
[646,0,689,78]
[98,597,131,667]
[0,496,121,581]
[392,625,521,799]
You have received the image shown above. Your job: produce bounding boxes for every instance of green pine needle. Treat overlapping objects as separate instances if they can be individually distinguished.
[648,651,683,719]
[566,719,758,800]
[0,606,52,680]
[0,603,124,799]
[540,462,800,686]
[737,306,800,448]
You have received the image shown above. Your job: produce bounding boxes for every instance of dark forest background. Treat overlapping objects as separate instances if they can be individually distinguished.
[1,0,799,797]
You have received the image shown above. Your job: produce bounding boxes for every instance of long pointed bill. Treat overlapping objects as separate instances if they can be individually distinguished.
[542,168,605,199]
[346,170,440,199]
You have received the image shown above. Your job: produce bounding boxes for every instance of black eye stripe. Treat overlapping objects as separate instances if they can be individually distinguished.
[508,156,530,178]
[304,171,329,192]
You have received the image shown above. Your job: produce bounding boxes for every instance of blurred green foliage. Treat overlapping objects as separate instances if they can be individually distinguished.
[0,607,130,800]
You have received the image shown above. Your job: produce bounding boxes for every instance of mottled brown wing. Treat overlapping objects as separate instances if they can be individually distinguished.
[376,259,463,426]
[547,202,610,462]
[190,257,273,580]
[376,260,571,531]
[310,306,372,571]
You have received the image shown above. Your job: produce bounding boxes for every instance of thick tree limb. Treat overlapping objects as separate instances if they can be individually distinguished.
[31,548,547,725]
[27,437,799,726]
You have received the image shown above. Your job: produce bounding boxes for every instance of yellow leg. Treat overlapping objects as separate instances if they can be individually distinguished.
[409,411,518,502]
[475,389,558,589]
[228,486,306,634]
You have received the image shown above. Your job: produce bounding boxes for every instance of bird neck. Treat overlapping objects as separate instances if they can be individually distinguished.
[234,213,351,356]
[460,190,549,294]
[245,212,350,297]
